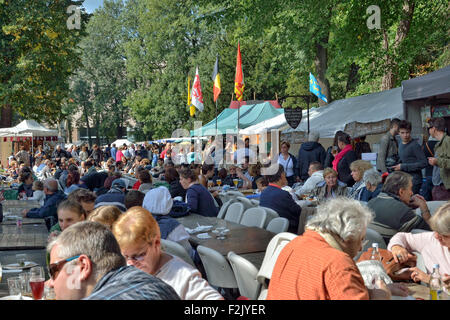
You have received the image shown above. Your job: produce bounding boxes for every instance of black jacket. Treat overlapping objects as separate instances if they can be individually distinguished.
[169,179,187,200]
[297,142,327,180]
[337,150,358,187]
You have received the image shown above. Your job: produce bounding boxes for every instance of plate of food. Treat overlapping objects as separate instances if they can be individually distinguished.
[3,261,38,270]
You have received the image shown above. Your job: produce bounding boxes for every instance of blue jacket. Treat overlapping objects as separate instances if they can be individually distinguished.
[26,191,67,219]
[84,266,180,300]
[94,188,126,211]
[186,184,218,217]
[153,215,180,239]
[259,185,302,233]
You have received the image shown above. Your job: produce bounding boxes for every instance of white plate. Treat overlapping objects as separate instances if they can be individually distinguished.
[3,261,38,270]
[197,233,212,239]
[0,295,33,300]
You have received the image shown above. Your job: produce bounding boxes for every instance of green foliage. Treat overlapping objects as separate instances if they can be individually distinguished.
[0,0,88,125]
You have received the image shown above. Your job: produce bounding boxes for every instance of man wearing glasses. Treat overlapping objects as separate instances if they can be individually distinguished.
[427,117,450,200]
[47,221,180,300]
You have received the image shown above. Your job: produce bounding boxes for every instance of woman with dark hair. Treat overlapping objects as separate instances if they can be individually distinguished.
[179,168,218,217]
[278,141,299,187]
[199,163,215,188]
[64,169,85,195]
[332,132,358,187]
[324,130,344,169]
[18,171,34,198]
[165,167,186,199]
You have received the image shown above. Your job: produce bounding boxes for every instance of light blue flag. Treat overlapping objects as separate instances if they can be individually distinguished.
[309,73,328,103]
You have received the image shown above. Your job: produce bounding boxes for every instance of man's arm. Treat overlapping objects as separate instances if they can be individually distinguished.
[376,135,389,173]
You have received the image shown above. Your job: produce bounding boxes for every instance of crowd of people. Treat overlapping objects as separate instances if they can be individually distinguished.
[0,116,448,300]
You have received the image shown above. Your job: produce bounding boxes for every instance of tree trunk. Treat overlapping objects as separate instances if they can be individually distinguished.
[83,104,92,147]
[314,38,331,106]
[0,105,13,128]
[381,0,415,90]
[346,63,360,94]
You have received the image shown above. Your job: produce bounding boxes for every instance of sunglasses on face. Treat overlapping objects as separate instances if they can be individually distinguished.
[48,255,80,280]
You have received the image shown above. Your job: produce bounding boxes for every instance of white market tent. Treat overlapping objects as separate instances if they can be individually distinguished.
[111,139,133,146]
[240,113,290,135]
[0,119,59,138]
[282,87,404,138]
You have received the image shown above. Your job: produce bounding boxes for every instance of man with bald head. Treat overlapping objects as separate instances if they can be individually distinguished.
[22,178,67,219]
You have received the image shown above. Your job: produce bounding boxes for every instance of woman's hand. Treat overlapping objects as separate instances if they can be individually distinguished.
[409,267,431,284]
[390,245,415,264]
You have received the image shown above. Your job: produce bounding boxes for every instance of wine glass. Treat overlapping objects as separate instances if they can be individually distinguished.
[215,220,228,240]
[233,178,239,190]
[216,179,222,190]
[29,266,45,300]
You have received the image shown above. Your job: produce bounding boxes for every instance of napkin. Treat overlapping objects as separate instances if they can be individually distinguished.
[196,233,212,239]
[185,224,213,234]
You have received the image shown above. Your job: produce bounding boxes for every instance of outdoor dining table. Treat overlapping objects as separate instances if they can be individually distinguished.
[0,248,48,297]
[175,213,275,269]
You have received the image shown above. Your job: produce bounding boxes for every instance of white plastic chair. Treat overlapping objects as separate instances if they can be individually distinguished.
[197,245,238,289]
[265,217,289,234]
[160,239,195,267]
[260,207,279,228]
[227,251,261,300]
[256,232,297,299]
[224,202,244,224]
[222,190,245,203]
[235,196,257,211]
[240,207,267,228]
[415,201,447,216]
[250,199,260,206]
[217,199,235,219]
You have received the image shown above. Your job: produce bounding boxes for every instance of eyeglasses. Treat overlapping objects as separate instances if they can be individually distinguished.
[48,255,80,280]
[123,245,149,262]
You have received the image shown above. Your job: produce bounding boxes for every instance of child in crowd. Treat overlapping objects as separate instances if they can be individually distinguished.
[88,205,122,230]
[28,180,46,206]
[48,200,87,242]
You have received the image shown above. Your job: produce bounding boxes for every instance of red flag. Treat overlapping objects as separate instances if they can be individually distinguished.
[234,42,244,101]
[191,67,204,112]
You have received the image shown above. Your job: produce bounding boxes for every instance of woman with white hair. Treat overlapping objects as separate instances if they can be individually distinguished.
[388,202,450,292]
[267,198,409,300]
[359,169,383,202]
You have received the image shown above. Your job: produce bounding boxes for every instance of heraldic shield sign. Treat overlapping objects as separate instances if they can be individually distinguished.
[283,107,303,129]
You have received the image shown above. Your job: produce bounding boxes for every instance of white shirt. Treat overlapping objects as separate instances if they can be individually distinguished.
[155,254,223,300]
[278,154,294,177]
[28,190,45,206]
[295,170,324,195]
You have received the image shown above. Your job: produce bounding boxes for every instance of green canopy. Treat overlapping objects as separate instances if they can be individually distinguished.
[191,102,284,136]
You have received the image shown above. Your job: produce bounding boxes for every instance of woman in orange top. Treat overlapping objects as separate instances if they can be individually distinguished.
[267,198,409,300]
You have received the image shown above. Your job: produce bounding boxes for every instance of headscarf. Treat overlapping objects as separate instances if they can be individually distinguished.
[142,186,173,215]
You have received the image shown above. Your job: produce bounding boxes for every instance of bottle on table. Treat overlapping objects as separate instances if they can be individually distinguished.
[370,243,381,261]
[429,264,443,300]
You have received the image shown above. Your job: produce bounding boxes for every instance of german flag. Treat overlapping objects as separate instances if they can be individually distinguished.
[211,55,221,102]
[234,42,244,101]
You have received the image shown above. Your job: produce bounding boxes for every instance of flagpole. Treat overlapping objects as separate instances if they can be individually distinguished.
[215,99,218,137]
[307,94,311,134]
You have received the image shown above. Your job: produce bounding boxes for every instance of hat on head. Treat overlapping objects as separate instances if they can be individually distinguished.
[142,186,173,215]
[111,178,126,189]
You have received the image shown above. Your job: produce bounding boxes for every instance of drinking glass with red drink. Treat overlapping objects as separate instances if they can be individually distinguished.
[29,266,45,300]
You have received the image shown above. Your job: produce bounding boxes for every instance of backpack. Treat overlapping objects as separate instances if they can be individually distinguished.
[168,200,190,218]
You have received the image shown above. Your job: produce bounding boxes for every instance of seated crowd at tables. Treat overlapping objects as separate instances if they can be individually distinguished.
[2,117,449,300]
